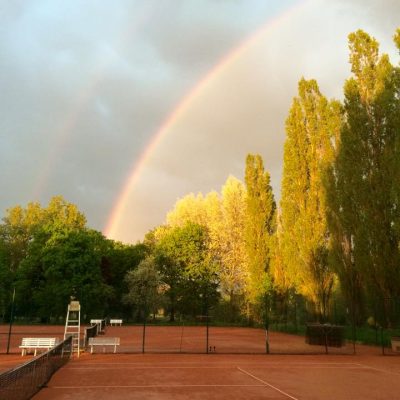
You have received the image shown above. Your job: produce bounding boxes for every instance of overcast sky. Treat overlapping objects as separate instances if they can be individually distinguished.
[1,0,399,243]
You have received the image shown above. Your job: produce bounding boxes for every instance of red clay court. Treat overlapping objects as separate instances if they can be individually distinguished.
[31,353,400,400]
[1,324,400,399]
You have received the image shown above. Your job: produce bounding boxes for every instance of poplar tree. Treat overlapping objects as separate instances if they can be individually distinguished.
[244,154,276,309]
[327,30,400,324]
[219,176,247,309]
[280,79,340,319]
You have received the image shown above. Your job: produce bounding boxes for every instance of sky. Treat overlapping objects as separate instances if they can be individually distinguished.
[1,0,399,244]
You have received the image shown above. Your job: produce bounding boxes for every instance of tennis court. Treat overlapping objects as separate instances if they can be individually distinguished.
[1,324,400,399]
[1,323,396,356]
[31,352,400,400]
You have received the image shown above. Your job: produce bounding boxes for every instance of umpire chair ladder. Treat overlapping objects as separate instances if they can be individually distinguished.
[64,299,81,357]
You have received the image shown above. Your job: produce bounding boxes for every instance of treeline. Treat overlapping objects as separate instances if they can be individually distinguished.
[142,29,400,326]
[1,29,399,328]
[0,196,149,322]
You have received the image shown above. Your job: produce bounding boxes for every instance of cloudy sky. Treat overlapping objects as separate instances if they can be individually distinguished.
[1,0,399,243]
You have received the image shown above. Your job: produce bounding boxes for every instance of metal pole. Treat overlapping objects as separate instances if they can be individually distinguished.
[205,292,209,354]
[206,314,209,354]
[6,287,16,354]
[265,295,270,354]
[142,304,146,354]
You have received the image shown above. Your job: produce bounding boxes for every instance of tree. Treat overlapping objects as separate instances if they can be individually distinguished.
[0,202,44,273]
[280,79,340,319]
[166,193,207,227]
[0,237,11,320]
[326,30,400,325]
[0,196,88,321]
[103,241,149,318]
[155,222,219,319]
[17,227,113,321]
[124,256,164,320]
[218,176,247,315]
[244,154,276,315]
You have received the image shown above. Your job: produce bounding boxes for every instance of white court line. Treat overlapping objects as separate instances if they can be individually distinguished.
[49,384,265,389]
[355,363,400,376]
[65,365,363,370]
[67,361,361,366]
[237,367,300,400]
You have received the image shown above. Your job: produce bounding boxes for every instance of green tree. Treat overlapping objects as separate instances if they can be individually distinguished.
[280,79,340,319]
[17,227,112,321]
[103,241,149,319]
[124,256,164,320]
[0,196,87,321]
[327,30,400,325]
[244,154,276,316]
[155,222,219,319]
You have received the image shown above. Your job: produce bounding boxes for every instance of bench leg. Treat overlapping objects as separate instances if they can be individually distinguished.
[90,345,93,354]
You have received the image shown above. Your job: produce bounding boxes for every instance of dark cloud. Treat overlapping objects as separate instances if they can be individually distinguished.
[0,0,398,242]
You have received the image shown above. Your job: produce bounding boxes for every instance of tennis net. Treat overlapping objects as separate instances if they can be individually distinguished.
[0,336,72,400]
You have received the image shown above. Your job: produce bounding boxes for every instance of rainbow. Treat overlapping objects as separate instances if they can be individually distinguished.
[104,0,309,241]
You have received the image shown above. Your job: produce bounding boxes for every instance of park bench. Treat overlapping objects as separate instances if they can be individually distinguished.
[88,337,120,353]
[391,336,400,352]
[20,337,58,356]
[90,319,106,334]
[110,319,123,326]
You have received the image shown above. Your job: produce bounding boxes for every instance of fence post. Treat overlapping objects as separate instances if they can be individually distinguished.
[265,295,270,354]
[6,287,16,354]
[142,304,147,354]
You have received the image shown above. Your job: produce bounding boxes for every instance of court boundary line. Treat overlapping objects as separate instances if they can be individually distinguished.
[64,365,364,370]
[49,384,267,389]
[237,366,300,400]
[64,361,362,366]
[355,363,400,376]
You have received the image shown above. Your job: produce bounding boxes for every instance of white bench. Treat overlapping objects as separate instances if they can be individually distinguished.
[88,337,120,353]
[90,319,105,333]
[391,336,400,352]
[20,337,57,356]
[110,319,123,326]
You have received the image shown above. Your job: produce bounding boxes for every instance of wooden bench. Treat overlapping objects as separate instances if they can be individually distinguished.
[20,337,58,356]
[88,337,120,353]
[110,319,123,326]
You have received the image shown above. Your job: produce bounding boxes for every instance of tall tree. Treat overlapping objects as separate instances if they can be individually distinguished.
[244,154,276,312]
[219,176,247,307]
[327,30,400,325]
[280,79,340,319]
